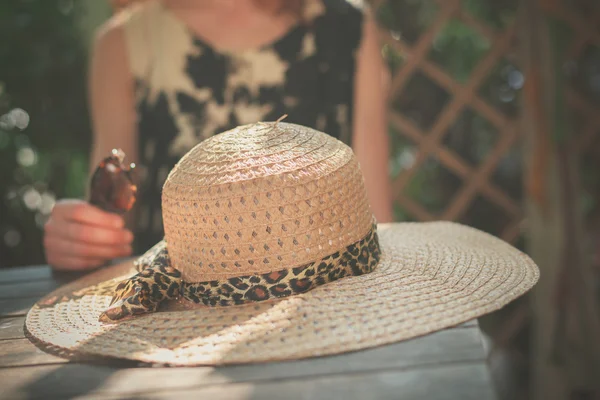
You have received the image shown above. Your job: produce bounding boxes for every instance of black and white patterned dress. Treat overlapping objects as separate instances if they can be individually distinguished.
[120,0,365,254]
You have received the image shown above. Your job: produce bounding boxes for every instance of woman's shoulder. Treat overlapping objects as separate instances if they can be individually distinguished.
[93,0,163,79]
[96,0,160,40]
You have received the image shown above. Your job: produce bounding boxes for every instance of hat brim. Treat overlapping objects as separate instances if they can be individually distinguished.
[25,221,539,366]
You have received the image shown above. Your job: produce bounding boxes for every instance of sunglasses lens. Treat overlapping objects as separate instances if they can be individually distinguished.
[89,149,138,214]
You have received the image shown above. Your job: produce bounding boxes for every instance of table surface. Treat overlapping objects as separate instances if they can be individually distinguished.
[0,264,498,400]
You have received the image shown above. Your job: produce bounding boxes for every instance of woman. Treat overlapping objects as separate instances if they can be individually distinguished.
[44,0,394,270]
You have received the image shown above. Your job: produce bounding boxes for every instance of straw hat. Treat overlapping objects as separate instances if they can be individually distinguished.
[25,121,539,366]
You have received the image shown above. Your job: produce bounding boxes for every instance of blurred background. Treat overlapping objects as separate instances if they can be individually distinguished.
[0,0,598,399]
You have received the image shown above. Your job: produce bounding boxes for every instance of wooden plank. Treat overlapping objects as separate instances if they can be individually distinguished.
[0,317,25,341]
[138,363,497,400]
[0,266,52,284]
[0,325,485,368]
[0,339,66,368]
[460,319,478,328]
[0,259,132,286]
[0,297,38,318]
[0,362,496,400]
[0,281,61,300]
[0,321,484,400]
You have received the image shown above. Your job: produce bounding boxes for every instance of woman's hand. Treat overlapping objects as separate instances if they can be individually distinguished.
[44,199,133,271]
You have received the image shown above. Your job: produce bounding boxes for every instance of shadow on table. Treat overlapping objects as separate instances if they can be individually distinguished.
[14,298,302,399]
[10,259,490,399]
[9,361,137,400]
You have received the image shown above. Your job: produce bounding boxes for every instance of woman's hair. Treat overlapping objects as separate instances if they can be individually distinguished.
[109,0,306,17]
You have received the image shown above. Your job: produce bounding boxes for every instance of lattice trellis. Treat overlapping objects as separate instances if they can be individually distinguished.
[372,0,524,244]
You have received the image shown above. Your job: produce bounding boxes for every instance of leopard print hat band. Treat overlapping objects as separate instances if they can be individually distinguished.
[99,223,381,322]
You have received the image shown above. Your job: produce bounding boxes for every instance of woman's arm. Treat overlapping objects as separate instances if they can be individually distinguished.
[43,19,138,270]
[88,18,139,228]
[88,19,138,180]
[352,8,395,223]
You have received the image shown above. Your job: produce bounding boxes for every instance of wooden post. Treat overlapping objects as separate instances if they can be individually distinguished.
[521,0,600,398]
[520,2,568,390]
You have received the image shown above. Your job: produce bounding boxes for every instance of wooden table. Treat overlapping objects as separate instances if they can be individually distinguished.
[0,265,498,400]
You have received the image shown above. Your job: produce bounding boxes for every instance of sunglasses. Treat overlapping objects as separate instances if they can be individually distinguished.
[88,149,138,215]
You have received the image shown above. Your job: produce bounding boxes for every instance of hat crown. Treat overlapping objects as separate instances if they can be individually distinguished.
[161,122,374,282]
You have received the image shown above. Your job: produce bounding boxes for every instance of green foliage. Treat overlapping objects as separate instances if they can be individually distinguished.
[0,0,91,266]
[428,19,490,83]
[461,0,518,30]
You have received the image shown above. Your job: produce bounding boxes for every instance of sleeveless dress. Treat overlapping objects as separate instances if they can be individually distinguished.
[120,0,366,254]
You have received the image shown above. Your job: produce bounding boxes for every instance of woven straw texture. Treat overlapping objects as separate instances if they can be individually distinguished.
[161,122,372,282]
[25,121,539,365]
[25,222,539,366]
